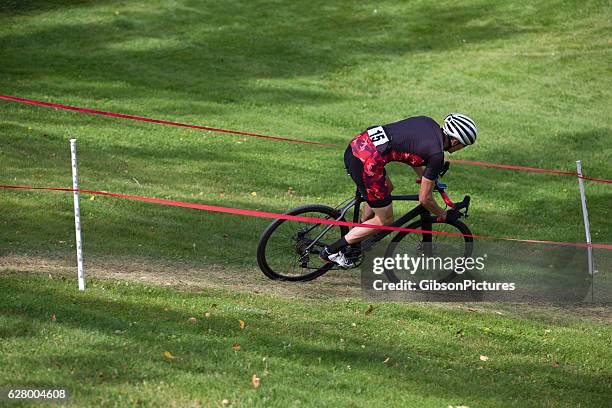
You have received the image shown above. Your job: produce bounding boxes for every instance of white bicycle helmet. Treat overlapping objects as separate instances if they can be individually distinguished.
[443,113,477,145]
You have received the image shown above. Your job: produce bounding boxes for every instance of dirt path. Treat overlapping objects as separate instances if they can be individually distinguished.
[0,254,362,299]
[1,254,609,323]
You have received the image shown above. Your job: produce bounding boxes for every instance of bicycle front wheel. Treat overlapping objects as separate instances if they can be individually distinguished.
[257,205,350,281]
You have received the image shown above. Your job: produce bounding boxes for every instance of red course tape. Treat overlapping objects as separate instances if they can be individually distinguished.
[1,94,610,183]
[1,184,610,250]
[447,159,611,183]
[0,95,337,148]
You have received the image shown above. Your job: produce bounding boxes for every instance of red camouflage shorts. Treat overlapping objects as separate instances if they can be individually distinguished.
[344,131,425,208]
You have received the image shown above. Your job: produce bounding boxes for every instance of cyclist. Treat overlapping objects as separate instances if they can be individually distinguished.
[320,113,477,268]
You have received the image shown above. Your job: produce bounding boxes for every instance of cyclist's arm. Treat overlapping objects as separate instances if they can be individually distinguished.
[419,178,446,217]
[418,153,446,218]
[412,166,425,182]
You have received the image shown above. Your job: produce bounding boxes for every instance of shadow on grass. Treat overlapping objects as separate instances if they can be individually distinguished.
[1,0,535,107]
[1,274,609,406]
[0,0,115,16]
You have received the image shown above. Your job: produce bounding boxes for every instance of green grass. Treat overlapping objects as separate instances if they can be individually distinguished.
[0,0,610,265]
[1,272,610,407]
[0,0,611,406]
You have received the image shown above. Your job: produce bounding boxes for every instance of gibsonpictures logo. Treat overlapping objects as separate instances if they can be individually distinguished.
[372,279,516,292]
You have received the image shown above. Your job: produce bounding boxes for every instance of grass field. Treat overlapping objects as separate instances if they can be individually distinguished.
[1,0,611,406]
[1,272,611,407]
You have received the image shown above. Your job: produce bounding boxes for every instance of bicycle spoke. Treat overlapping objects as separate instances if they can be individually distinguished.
[261,210,346,279]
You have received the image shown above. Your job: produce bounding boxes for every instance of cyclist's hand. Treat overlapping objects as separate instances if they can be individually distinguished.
[415,178,422,184]
[436,209,462,223]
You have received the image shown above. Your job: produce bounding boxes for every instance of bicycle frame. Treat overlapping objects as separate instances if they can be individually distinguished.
[302,184,470,255]
[354,194,432,251]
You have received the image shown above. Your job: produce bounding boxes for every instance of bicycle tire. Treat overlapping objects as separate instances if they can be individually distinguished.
[257,204,350,281]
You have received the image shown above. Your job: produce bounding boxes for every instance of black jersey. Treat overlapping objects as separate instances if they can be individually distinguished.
[382,116,445,180]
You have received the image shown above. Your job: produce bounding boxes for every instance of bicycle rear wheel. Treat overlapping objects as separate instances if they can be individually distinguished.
[383,219,473,283]
[257,205,350,281]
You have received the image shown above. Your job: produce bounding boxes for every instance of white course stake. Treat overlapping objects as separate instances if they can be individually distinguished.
[576,160,595,276]
[70,139,86,290]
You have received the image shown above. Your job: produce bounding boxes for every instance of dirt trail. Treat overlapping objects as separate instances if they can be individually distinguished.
[1,254,609,323]
[0,254,361,299]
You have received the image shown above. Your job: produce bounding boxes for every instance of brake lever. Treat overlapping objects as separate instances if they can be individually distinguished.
[460,195,471,218]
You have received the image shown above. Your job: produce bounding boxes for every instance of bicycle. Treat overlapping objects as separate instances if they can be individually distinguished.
[257,162,473,282]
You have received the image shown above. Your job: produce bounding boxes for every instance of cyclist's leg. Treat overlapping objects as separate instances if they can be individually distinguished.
[361,176,393,222]
[361,203,374,222]
[336,145,393,250]
[345,169,394,243]
[345,203,393,244]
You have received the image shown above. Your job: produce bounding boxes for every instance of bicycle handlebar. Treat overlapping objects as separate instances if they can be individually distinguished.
[434,161,471,212]
[393,161,471,212]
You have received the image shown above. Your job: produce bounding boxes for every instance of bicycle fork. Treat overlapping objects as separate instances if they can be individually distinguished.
[420,213,434,257]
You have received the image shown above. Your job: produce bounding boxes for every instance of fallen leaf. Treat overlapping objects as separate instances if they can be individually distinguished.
[250,191,257,197]
[204,312,211,318]
[365,304,374,315]
[222,399,230,406]
[232,343,241,351]
[89,196,96,201]
[479,355,489,361]
[51,314,57,322]
[383,357,390,363]
[219,192,225,198]
[163,351,175,359]
[239,319,246,329]
[552,361,560,368]
[467,308,477,312]
[188,317,197,323]
[251,374,261,388]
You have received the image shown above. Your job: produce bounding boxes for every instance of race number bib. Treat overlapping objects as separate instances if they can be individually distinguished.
[367,126,390,152]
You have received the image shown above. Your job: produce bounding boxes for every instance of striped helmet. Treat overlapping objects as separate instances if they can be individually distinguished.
[442,113,477,145]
